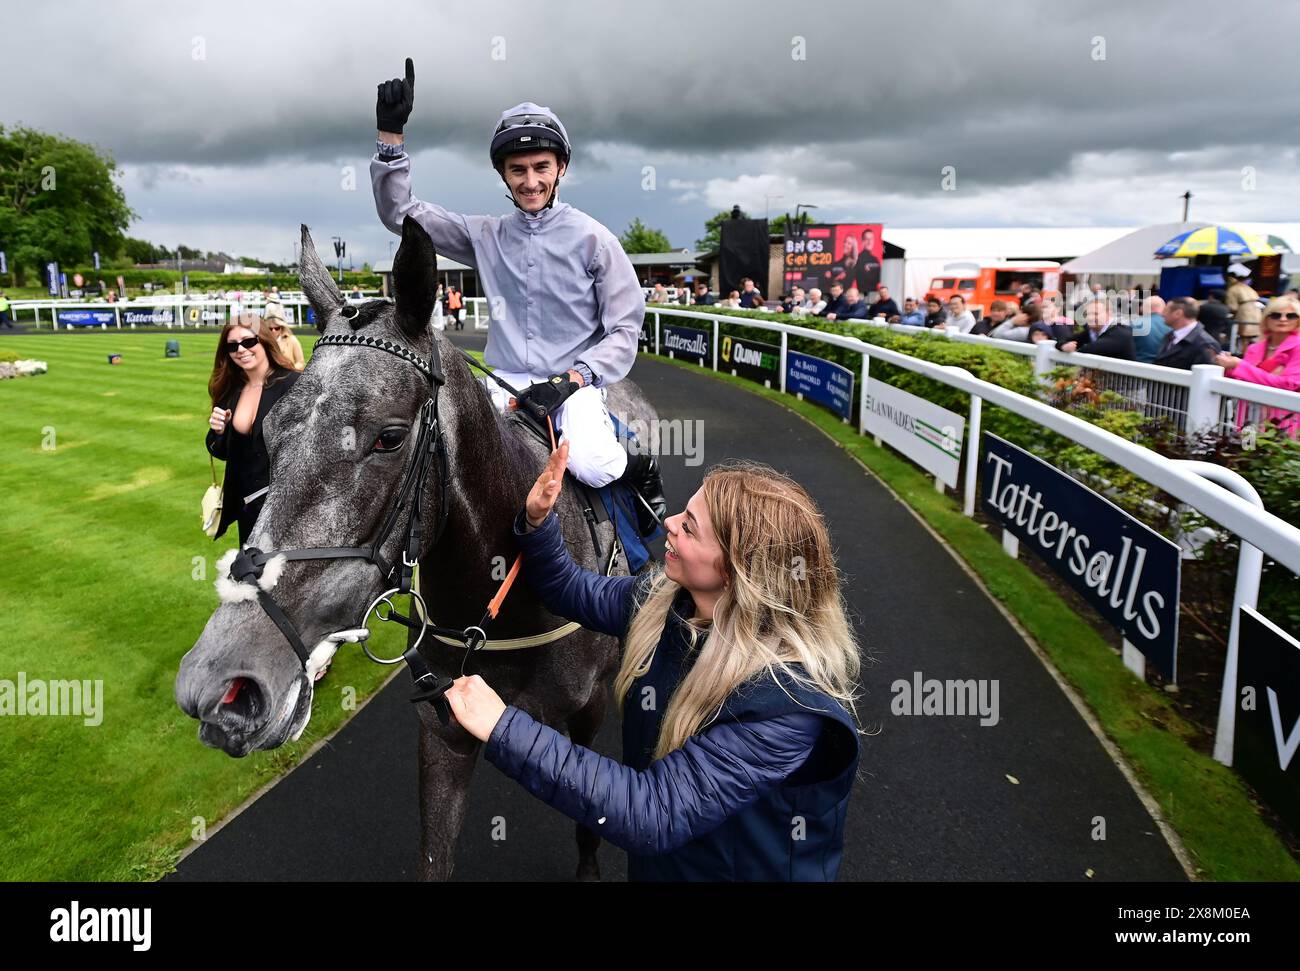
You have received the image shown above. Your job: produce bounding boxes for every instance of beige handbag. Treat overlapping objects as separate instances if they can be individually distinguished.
[202,455,224,538]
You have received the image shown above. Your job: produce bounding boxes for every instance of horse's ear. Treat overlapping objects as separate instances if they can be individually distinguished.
[299,224,344,332]
[392,215,438,339]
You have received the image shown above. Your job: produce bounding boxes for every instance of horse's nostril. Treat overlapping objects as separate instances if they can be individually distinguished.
[215,677,266,729]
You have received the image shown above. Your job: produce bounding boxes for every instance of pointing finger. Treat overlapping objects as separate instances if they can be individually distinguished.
[405,57,415,92]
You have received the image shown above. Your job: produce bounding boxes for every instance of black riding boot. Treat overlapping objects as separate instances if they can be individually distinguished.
[619,445,668,536]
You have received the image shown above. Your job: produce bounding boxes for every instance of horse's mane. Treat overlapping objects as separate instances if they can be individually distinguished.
[438,336,548,481]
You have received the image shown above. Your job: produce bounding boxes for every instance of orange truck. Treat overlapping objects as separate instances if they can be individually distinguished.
[926,262,1061,318]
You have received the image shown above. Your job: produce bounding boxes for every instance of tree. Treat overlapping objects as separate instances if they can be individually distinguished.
[619,217,671,254]
[769,212,813,236]
[0,125,136,285]
[695,208,752,252]
[122,236,162,264]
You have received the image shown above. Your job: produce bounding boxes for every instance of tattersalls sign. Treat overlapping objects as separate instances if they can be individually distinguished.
[660,325,711,366]
[981,434,1182,680]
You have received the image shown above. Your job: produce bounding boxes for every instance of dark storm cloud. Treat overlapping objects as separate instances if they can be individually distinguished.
[9,0,1297,186]
[3,0,1297,259]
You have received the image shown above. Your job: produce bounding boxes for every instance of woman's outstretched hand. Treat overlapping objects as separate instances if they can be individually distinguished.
[443,675,506,742]
[525,440,569,527]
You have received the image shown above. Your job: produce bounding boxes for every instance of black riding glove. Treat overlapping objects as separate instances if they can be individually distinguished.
[516,374,579,422]
[376,57,415,134]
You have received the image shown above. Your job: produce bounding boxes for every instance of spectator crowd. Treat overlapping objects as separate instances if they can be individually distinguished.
[643,267,1299,433]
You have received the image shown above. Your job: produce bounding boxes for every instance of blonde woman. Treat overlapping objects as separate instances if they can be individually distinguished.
[1217,294,1300,437]
[263,305,305,371]
[444,447,864,881]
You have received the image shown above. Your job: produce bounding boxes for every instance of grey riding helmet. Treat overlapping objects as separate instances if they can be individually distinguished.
[490,102,571,210]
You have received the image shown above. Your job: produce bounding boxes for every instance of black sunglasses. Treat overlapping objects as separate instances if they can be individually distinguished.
[1266,312,1300,320]
[226,336,259,353]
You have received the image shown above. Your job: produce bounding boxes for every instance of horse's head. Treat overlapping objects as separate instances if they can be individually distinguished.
[175,217,444,756]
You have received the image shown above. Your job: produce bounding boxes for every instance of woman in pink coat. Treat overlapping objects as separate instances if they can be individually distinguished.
[1216,295,1300,437]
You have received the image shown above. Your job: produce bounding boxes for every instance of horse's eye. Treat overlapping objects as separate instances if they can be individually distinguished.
[372,427,408,453]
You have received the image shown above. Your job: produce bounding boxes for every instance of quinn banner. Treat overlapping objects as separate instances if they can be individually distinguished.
[719,334,780,386]
[981,433,1181,679]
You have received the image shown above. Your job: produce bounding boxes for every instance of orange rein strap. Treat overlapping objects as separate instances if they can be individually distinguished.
[484,413,558,620]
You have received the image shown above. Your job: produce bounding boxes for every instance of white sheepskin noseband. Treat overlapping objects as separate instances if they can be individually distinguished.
[214,547,288,603]
[305,628,369,682]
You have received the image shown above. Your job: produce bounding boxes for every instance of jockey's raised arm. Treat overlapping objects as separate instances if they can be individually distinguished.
[368,60,663,527]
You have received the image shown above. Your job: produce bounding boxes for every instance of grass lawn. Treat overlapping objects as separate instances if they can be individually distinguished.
[650,354,1300,882]
[2,330,1294,881]
[0,331,409,880]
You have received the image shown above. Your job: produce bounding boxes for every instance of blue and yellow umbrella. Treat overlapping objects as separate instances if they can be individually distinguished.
[1154,225,1279,258]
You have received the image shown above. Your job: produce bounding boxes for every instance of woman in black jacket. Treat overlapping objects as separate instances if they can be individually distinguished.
[205,317,301,545]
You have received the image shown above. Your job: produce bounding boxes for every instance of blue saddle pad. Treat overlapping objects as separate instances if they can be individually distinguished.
[598,413,664,573]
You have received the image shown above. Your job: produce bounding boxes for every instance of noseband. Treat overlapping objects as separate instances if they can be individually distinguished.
[223,314,459,721]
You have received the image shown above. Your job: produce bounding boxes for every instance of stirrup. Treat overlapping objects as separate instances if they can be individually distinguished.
[621,450,667,536]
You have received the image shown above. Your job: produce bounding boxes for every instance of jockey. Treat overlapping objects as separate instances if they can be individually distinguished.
[370,58,667,534]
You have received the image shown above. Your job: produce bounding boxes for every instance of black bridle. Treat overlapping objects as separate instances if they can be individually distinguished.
[224,316,464,723]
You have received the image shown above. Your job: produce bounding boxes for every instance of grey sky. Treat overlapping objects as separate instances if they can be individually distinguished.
[4,0,1298,265]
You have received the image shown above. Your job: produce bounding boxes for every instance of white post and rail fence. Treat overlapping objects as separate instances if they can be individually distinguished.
[640,306,1299,772]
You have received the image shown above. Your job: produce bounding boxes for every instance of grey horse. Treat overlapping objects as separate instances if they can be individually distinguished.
[175,217,660,881]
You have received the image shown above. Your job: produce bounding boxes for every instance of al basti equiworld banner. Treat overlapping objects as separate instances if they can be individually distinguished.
[784,223,883,296]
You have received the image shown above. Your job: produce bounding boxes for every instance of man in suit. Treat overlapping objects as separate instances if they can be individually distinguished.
[1057,299,1136,360]
[1154,296,1221,370]
[817,282,846,318]
[1196,289,1232,348]
[870,285,900,321]
[826,286,869,321]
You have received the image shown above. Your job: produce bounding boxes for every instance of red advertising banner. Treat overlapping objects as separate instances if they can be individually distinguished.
[784,223,883,296]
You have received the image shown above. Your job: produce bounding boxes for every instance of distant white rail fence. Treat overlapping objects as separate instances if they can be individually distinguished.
[17,295,1295,438]
[7,294,495,333]
[861,318,1300,438]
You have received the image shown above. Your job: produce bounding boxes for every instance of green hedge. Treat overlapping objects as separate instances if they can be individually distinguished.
[658,306,1167,517]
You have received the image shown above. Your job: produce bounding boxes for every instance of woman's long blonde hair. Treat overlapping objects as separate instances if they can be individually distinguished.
[614,460,863,760]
